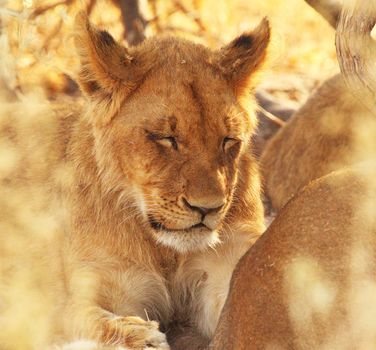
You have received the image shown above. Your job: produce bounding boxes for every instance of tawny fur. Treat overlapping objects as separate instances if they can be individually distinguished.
[0,12,270,350]
[260,74,375,211]
[209,162,376,349]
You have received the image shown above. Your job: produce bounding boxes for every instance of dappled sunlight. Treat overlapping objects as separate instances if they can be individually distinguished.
[0,0,375,349]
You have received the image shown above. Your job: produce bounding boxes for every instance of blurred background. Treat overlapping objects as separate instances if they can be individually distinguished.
[0,0,338,104]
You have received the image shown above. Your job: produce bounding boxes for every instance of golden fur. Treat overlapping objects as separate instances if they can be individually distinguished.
[210,162,376,349]
[260,74,375,211]
[0,12,270,349]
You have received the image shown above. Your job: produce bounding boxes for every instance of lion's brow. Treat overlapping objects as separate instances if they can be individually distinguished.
[188,82,206,124]
[146,115,178,134]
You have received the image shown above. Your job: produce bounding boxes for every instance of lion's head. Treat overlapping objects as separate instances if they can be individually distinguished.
[74,12,270,252]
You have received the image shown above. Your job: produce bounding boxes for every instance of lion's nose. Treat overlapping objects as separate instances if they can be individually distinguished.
[182,197,225,217]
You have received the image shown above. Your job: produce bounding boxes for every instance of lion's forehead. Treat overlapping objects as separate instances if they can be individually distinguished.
[123,74,249,138]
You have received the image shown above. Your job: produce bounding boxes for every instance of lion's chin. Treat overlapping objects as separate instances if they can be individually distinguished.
[154,228,221,253]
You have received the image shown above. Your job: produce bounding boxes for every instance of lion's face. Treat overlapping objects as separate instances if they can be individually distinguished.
[109,69,253,252]
[74,14,270,252]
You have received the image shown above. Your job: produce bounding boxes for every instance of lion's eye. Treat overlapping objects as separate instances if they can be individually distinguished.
[222,137,240,152]
[146,131,178,151]
[156,136,178,150]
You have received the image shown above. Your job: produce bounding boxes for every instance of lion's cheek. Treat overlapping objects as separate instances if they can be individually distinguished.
[120,154,178,203]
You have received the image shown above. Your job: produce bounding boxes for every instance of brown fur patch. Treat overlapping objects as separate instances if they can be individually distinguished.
[0,12,271,349]
[261,74,375,210]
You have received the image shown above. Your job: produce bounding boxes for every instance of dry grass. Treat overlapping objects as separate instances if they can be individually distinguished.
[1,0,338,100]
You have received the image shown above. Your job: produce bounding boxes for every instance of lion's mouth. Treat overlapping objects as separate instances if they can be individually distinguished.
[147,215,220,252]
[148,216,209,233]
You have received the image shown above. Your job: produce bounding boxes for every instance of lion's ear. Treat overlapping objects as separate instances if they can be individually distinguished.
[216,18,270,97]
[74,12,150,125]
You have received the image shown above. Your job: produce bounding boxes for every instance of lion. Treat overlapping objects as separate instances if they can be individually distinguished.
[209,161,376,349]
[260,74,376,211]
[0,11,270,350]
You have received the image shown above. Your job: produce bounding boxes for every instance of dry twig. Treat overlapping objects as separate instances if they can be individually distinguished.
[336,0,376,114]
[30,0,73,19]
[115,0,146,45]
[304,0,341,29]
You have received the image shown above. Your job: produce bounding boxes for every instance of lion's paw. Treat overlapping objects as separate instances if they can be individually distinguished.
[102,316,169,350]
[140,323,169,350]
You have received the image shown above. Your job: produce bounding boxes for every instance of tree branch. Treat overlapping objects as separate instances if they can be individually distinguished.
[253,90,296,157]
[115,0,146,46]
[304,0,341,29]
[336,0,376,114]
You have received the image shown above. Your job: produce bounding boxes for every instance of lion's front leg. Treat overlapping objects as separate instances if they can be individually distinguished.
[63,303,169,350]
[62,265,171,350]
[174,234,254,345]
[169,259,234,350]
